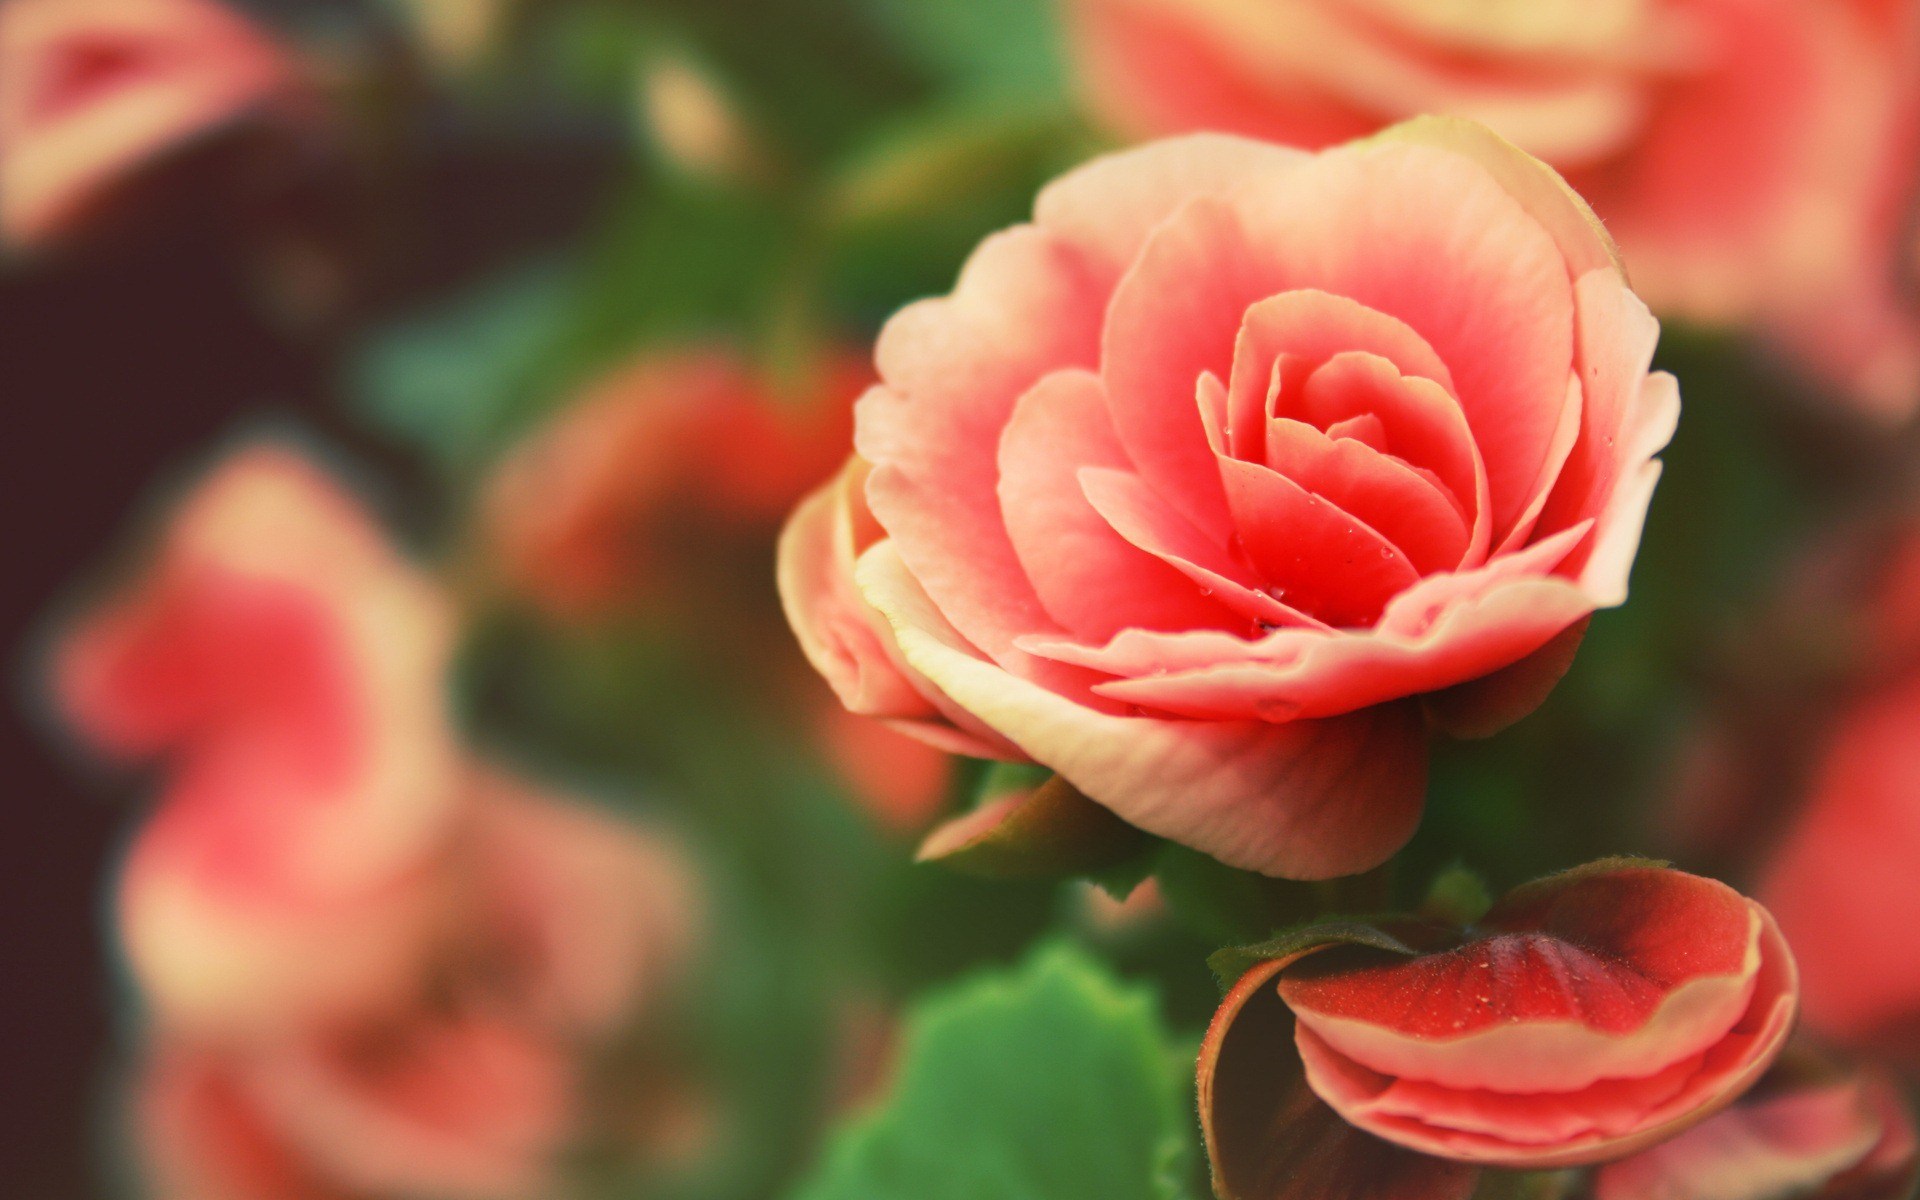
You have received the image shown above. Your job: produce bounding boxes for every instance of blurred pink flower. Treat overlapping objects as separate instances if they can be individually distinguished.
[0,0,300,246]
[482,346,865,623]
[780,122,1676,880]
[1061,0,1897,343]
[1760,669,1920,1066]
[135,771,701,1200]
[1756,3,1920,421]
[1595,1049,1918,1200]
[54,445,464,1034]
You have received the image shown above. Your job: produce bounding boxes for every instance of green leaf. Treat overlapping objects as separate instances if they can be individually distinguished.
[790,945,1194,1200]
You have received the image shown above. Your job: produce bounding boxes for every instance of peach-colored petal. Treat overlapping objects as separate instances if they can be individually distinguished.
[247,1014,575,1200]
[1226,138,1579,539]
[1284,918,1762,1093]
[776,459,1020,761]
[859,542,1429,879]
[1099,195,1258,533]
[1306,1032,1709,1146]
[116,799,460,1036]
[777,459,937,721]
[1536,271,1680,594]
[137,1043,341,1200]
[54,444,465,1030]
[55,446,461,892]
[997,368,1233,640]
[1368,115,1623,281]
[1057,536,1594,721]
[859,225,1106,673]
[1064,0,1382,151]
[1031,129,1310,288]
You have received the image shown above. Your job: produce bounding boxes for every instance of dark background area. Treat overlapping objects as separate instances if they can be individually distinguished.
[1,226,315,1199]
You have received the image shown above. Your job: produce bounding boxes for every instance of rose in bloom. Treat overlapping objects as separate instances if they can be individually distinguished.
[484,345,862,622]
[781,120,1677,879]
[0,0,299,247]
[1594,1047,1918,1200]
[53,445,465,1033]
[1060,0,1889,331]
[1759,668,1920,1065]
[135,771,701,1200]
[1198,861,1797,1198]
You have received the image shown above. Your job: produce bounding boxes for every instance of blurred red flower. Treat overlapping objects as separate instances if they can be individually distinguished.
[483,345,955,831]
[481,346,863,623]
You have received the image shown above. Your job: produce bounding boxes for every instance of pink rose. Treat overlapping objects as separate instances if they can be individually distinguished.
[0,0,299,247]
[1061,0,1890,330]
[1595,1048,1918,1200]
[135,771,701,1200]
[780,121,1677,879]
[1198,861,1798,1198]
[54,445,464,1033]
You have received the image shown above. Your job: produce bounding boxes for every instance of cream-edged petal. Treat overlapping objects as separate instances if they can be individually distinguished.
[858,542,1431,880]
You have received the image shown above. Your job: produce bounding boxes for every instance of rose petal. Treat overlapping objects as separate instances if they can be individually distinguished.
[1219,456,1423,628]
[1260,417,1471,574]
[998,368,1233,640]
[1227,138,1578,540]
[1079,466,1330,632]
[859,224,1106,673]
[859,542,1430,879]
[1285,350,1490,562]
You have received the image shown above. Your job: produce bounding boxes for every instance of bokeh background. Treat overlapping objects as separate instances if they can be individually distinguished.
[5,0,1919,1197]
